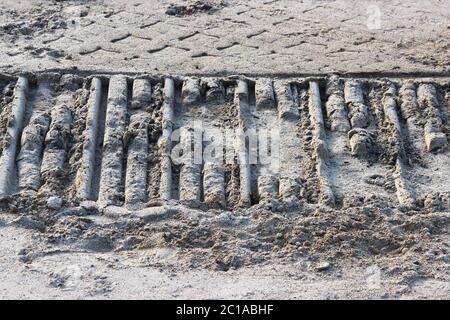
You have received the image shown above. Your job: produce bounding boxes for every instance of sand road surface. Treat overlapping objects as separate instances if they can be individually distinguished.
[0,0,449,299]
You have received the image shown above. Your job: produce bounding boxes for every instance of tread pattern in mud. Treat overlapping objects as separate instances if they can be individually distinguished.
[0,73,449,212]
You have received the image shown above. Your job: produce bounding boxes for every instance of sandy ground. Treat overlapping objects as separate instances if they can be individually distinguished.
[1,219,448,300]
[0,0,449,76]
[0,1,449,300]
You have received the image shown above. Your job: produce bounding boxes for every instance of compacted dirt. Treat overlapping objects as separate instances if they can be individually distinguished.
[1,0,449,75]
[0,0,449,300]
